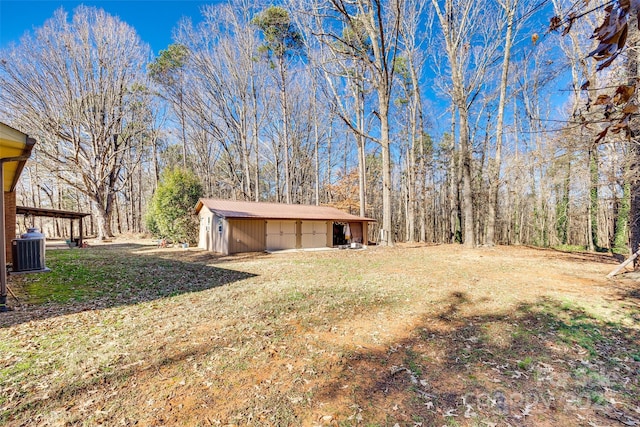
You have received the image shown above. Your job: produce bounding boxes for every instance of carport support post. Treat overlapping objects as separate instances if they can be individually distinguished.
[0,163,7,312]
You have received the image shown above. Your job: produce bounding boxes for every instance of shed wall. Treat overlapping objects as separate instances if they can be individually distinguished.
[229,219,266,254]
[4,191,15,263]
[363,222,368,244]
[348,222,363,244]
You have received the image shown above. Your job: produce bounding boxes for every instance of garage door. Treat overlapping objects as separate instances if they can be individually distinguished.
[266,220,297,251]
[301,221,327,249]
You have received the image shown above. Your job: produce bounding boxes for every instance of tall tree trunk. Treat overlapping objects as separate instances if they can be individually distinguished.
[129,176,135,233]
[94,205,114,240]
[588,148,599,251]
[55,178,62,238]
[380,103,394,246]
[409,55,423,243]
[137,162,143,233]
[431,0,486,247]
[179,87,188,169]
[252,76,261,202]
[449,110,461,244]
[115,195,123,235]
[355,72,367,217]
[326,120,333,203]
[419,141,427,242]
[487,0,517,246]
[512,98,521,245]
[152,132,161,189]
[279,58,292,204]
[627,14,640,267]
[273,140,282,203]
[241,113,252,200]
[556,162,570,245]
[614,179,631,251]
[92,191,114,239]
[407,115,416,243]
[364,4,395,247]
[357,134,367,216]
[314,115,320,206]
[459,104,475,247]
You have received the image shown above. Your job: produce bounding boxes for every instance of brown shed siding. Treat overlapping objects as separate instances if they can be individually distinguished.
[4,191,16,263]
[228,219,266,254]
[363,222,368,244]
[348,222,363,244]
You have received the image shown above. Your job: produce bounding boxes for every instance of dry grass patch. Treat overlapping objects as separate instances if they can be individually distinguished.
[1,243,638,426]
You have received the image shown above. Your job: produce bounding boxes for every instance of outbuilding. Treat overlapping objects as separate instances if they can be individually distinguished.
[195,199,375,255]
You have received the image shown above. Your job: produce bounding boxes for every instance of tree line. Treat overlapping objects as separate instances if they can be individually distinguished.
[0,0,638,260]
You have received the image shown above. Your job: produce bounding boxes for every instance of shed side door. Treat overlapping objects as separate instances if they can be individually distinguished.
[266,220,297,251]
[301,221,327,249]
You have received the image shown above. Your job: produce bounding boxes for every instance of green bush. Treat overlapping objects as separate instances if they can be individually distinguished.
[145,168,203,244]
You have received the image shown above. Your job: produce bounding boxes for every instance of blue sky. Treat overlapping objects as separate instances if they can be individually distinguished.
[0,0,218,54]
[0,0,574,137]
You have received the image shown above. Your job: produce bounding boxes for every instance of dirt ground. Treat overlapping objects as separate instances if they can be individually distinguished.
[1,243,638,426]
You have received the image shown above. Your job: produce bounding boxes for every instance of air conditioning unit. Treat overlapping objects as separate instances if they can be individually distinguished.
[12,228,46,272]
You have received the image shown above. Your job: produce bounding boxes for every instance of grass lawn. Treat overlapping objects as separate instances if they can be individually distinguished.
[1,242,638,426]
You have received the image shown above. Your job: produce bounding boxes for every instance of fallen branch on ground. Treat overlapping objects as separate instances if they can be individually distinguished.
[607,249,640,278]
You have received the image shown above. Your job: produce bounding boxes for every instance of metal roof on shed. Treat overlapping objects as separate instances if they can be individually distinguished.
[195,199,375,222]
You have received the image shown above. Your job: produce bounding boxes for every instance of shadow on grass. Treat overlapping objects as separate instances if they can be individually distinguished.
[1,245,257,328]
[2,286,639,425]
[46,242,148,251]
[626,287,640,300]
[528,245,622,265]
[1,338,222,426]
[313,293,640,426]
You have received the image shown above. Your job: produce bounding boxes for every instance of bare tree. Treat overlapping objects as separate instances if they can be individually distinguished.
[0,6,153,239]
[551,0,607,252]
[297,0,402,246]
[398,0,429,242]
[292,3,372,217]
[431,0,501,247]
[253,6,305,204]
[486,0,519,246]
[174,1,271,201]
[148,43,190,170]
[552,0,640,266]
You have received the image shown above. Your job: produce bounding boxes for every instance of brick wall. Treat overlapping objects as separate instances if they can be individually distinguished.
[4,191,16,264]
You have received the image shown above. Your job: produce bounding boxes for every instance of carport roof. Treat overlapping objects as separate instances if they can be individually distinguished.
[1,122,36,192]
[196,199,375,222]
[16,206,91,220]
